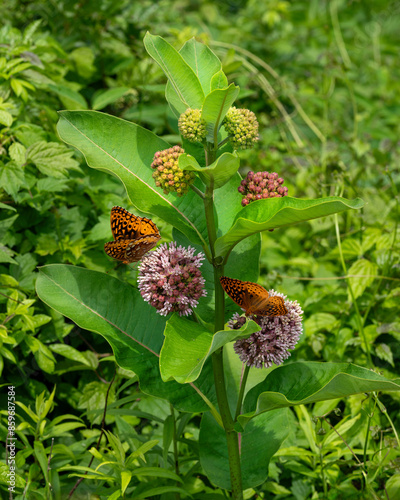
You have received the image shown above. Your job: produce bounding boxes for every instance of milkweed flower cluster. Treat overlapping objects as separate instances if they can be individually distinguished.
[138,242,207,316]
[151,146,195,197]
[228,291,303,368]
[238,170,288,207]
[224,107,259,150]
[178,108,207,143]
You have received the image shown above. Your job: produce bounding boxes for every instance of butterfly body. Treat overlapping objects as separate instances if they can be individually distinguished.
[220,276,288,317]
[104,206,161,263]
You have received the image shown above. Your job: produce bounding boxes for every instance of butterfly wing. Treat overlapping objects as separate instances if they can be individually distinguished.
[110,206,160,241]
[104,240,131,262]
[124,235,160,262]
[105,235,160,264]
[220,277,268,315]
[220,276,248,310]
[251,295,288,316]
[220,276,288,317]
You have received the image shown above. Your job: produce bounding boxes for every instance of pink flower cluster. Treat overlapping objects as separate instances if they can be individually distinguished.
[238,171,288,207]
[228,291,303,368]
[137,242,207,316]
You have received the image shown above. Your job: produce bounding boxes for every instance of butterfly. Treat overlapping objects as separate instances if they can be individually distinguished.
[104,206,161,264]
[220,276,288,317]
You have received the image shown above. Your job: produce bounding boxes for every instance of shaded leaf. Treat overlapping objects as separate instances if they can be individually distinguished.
[160,314,260,383]
[215,197,364,259]
[144,33,204,112]
[36,264,215,412]
[199,409,289,490]
[57,111,208,248]
[179,152,240,190]
[240,362,400,426]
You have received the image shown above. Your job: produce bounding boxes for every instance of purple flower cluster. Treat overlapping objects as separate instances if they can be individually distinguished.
[228,290,303,368]
[137,242,207,316]
[238,171,288,207]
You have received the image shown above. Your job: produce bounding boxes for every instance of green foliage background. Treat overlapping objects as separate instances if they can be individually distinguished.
[0,1,399,498]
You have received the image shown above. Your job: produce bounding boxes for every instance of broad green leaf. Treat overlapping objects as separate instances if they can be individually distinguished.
[0,463,26,489]
[69,47,96,79]
[199,409,289,490]
[304,313,339,336]
[0,109,13,127]
[160,314,260,384]
[34,441,49,482]
[121,470,132,495]
[165,81,186,116]
[0,246,17,264]
[27,141,80,178]
[179,38,222,94]
[211,70,229,90]
[144,33,204,111]
[0,163,26,198]
[48,84,88,110]
[240,362,400,426]
[386,474,400,498]
[131,486,191,499]
[36,265,215,412]
[375,343,394,366]
[92,87,130,110]
[215,196,364,259]
[347,258,378,299]
[57,111,208,248]
[179,152,240,189]
[9,142,26,167]
[130,467,182,482]
[201,84,239,143]
[49,343,94,366]
[24,336,56,373]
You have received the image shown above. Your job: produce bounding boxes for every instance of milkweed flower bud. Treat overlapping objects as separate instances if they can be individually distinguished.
[151,146,195,196]
[238,170,288,207]
[224,107,259,150]
[228,291,303,368]
[138,242,207,316]
[178,108,207,143]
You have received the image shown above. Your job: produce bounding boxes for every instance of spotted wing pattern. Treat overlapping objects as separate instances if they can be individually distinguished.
[110,206,159,241]
[220,276,288,317]
[104,206,160,263]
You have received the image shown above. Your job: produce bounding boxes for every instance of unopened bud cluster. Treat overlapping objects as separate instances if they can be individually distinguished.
[151,146,195,196]
[238,171,288,207]
[224,107,259,150]
[178,108,207,143]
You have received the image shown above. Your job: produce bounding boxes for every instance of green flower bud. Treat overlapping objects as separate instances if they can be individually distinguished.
[224,107,259,150]
[178,108,207,143]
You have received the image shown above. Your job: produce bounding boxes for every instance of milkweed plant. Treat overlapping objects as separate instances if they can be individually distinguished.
[36,33,400,499]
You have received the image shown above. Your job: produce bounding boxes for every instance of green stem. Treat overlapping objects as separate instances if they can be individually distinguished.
[374,394,400,448]
[203,143,243,499]
[234,364,250,421]
[363,395,376,470]
[190,184,205,199]
[319,444,328,496]
[218,137,230,149]
[204,184,217,261]
[334,214,373,367]
[212,349,243,499]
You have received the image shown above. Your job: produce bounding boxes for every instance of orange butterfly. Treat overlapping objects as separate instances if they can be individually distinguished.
[220,276,288,317]
[104,206,161,264]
